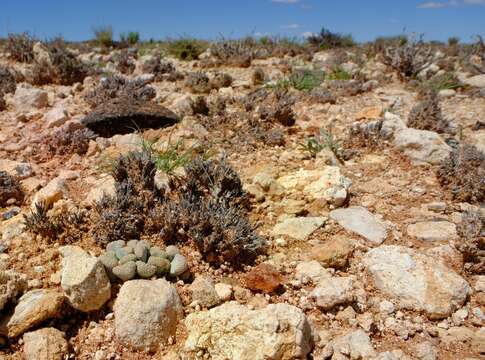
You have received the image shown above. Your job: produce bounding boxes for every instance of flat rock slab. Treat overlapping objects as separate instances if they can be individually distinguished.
[363,245,471,319]
[81,97,179,137]
[184,301,312,360]
[394,128,451,165]
[272,217,326,240]
[407,221,457,241]
[330,206,387,244]
[7,289,64,338]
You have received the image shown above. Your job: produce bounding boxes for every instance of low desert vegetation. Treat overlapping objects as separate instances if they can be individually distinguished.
[2,20,485,360]
[92,26,114,47]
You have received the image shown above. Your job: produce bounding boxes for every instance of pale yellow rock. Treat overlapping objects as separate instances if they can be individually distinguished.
[31,177,67,209]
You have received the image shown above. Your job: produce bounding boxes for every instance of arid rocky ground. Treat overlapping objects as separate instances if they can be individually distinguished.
[0,36,484,359]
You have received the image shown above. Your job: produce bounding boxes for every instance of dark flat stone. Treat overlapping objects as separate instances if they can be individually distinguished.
[81,97,179,137]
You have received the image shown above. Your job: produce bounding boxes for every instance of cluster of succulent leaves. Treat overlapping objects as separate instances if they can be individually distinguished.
[90,149,264,268]
[100,240,188,282]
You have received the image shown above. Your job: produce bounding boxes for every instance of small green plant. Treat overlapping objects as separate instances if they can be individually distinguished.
[299,126,344,163]
[265,78,292,91]
[93,26,114,47]
[267,69,325,91]
[289,69,325,91]
[327,67,352,80]
[166,38,207,60]
[307,27,355,49]
[419,73,461,92]
[120,31,140,46]
[140,137,212,174]
[448,37,460,46]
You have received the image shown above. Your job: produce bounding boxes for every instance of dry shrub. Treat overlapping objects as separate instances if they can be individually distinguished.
[407,90,453,134]
[185,72,211,93]
[437,144,485,203]
[29,40,90,85]
[252,68,265,85]
[457,208,484,274]
[344,119,384,151]
[0,66,17,95]
[142,55,183,81]
[383,38,434,80]
[38,127,96,159]
[6,33,35,63]
[210,39,252,67]
[91,151,160,244]
[89,150,264,267]
[116,49,136,74]
[23,201,86,243]
[84,76,156,108]
[0,171,24,206]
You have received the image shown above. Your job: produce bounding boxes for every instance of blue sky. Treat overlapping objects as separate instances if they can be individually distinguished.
[1,0,484,43]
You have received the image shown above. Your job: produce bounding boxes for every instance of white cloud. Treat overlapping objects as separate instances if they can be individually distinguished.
[417,1,449,8]
[463,0,485,4]
[282,23,300,29]
[388,18,400,24]
[417,0,483,7]
[271,0,299,3]
[301,31,315,38]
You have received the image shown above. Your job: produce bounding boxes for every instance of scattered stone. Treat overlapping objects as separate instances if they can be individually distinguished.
[184,301,313,360]
[23,327,68,360]
[7,289,64,338]
[356,106,383,120]
[415,341,437,360]
[277,167,351,207]
[189,276,220,308]
[295,261,332,285]
[379,300,396,314]
[59,245,111,312]
[114,279,183,351]
[11,85,48,112]
[311,276,355,310]
[272,217,326,241]
[31,177,66,209]
[463,74,485,88]
[0,159,33,179]
[309,236,354,268]
[438,89,456,98]
[243,263,284,293]
[84,176,116,205]
[330,206,387,244]
[0,269,27,311]
[451,308,468,326]
[407,221,457,241]
[394,128,451,165]
[43,106,68,128]
[363,245,471,319]
[214,283,233,302]
[331,329,376,359]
